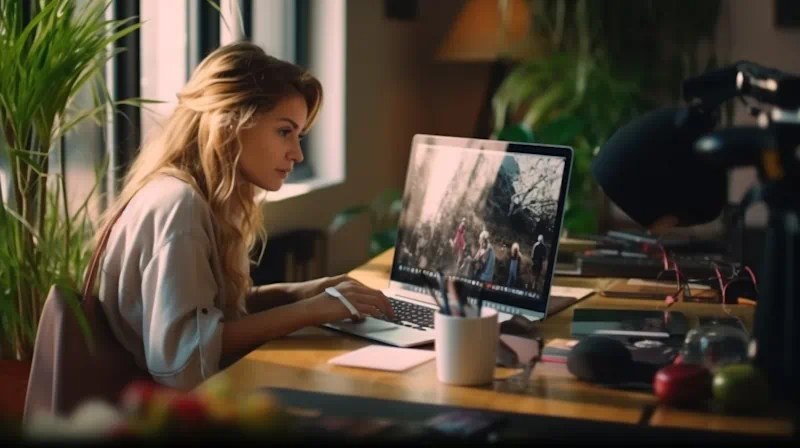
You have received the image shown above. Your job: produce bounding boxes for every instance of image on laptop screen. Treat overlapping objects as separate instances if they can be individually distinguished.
[390,135,572,316]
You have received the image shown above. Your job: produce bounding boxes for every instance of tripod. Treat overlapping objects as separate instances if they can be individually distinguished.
[747,111,800,410]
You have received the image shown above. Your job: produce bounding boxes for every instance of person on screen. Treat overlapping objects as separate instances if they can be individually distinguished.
[458,242,475,277]
[531,234,547,289]
[93,42,395,391]
[414,225,432,269]
[449,217,467,271]
[506,242,521,288]
[474,230,496,282]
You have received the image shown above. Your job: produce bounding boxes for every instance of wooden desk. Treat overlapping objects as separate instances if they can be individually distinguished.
[219,249,793,437]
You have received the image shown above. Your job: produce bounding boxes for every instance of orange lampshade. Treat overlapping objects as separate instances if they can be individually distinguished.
[437,0,536,62]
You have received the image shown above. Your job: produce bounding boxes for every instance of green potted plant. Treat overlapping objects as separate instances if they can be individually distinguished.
[328,189,404,258]
[0,0,145,410]
[492,0,724,235]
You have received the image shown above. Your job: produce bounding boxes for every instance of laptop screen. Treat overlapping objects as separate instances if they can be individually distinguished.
[389,135,573,317]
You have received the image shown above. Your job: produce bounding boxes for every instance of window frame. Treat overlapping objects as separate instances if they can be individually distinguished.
[111,0,142,197]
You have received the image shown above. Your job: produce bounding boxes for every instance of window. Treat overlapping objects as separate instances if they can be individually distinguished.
[29,0,346,211]
[220,0,346,201]
[293,0,346,195]
[60,0,117,219]
[139,0,190,144]
[246,0,347,202]
[219,0,247,44]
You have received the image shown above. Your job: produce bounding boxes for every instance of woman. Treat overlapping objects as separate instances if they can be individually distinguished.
[449,217,466,271]
[95,42,395,391]
[506,242,520,288]
[473,230,495,283]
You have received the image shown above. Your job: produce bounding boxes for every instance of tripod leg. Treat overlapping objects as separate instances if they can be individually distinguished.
[752,202,800,412]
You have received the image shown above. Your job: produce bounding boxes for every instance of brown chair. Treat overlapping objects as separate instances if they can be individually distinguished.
[23,206,150,421]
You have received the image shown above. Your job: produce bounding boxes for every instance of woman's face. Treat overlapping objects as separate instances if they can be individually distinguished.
[238,94,308,191]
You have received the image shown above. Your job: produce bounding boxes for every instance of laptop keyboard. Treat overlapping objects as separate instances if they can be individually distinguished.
[381,298,435,330]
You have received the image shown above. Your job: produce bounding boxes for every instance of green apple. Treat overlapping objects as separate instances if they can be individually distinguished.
[236,392,283,432]
[712,363,770,413]
[195,373,234,402]
[138,390,180,435]
[201,396,239,427]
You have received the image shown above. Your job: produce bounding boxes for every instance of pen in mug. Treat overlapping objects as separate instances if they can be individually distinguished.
[476,285,484,318]
[436,272,458,316]
[446,277,468,317]
[423,271,449,315]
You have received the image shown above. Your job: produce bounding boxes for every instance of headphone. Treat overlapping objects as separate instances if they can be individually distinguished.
[566,336,676,390]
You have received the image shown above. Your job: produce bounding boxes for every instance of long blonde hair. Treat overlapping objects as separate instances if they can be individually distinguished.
[97,42,323,314]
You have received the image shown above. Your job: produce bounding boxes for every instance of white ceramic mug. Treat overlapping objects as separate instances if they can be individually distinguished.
[434,308,499,386]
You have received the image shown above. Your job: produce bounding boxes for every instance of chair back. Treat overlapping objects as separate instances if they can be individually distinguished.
[23,205,150,421]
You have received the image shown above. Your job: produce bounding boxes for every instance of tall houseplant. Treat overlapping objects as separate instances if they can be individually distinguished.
[0,0,144,361]
[492,0,724,234]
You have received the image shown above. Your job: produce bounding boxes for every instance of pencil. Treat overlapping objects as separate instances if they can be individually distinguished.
[476,285,484,318]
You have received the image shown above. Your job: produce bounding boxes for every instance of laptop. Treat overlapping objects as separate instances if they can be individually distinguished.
[324,134,573,347]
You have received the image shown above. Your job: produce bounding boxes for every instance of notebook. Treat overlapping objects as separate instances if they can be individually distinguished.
[328,345,436,372]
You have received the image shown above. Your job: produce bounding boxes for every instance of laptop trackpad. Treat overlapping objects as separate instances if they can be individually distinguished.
[330,318,399,333]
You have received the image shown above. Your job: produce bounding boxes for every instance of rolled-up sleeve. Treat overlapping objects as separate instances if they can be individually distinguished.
[140,231,225,390]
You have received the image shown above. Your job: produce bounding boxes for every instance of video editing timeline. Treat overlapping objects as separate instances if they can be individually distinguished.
[398,265,542,300]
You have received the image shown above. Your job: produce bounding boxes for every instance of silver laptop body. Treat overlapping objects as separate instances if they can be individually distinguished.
[324,134,573,347]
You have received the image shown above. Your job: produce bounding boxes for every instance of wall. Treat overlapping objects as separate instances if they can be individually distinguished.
[259,0,487,276]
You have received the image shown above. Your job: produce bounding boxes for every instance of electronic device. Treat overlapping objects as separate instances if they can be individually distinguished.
[577,252,737,280]
[566,336,676,390]
[591,61,800,406]
[571,308,690,339]
[323,134,573,347]
[697,315,747,332]
[600,278,681,300]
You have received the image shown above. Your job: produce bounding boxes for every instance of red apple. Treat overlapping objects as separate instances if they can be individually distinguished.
[119,380,162,417]
[168,393,210,427]
[109,421,134,439]
[654,363,713,407]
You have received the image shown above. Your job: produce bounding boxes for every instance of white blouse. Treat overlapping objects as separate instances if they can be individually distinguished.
[98,174,241,390]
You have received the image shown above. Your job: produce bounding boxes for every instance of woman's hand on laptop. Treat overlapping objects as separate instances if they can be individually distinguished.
[288,273,366,302]
[306,279,396,324]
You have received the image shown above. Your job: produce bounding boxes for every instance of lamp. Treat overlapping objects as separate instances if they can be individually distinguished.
[437,0,539,138]
[437,0,534,61]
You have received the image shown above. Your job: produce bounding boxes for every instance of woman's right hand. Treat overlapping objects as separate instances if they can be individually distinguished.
[307,279,396,324]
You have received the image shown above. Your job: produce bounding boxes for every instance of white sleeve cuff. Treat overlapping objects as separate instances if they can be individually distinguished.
[195,305,225,381]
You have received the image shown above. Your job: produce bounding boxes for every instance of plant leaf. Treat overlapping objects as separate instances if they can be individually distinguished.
[536,115,585,145]
[328,205,370,234]
[369,229,398,257]
[0,0,147,356]
[369,189,402,218]
[7,149,47,176]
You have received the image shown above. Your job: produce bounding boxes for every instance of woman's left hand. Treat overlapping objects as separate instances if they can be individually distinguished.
[290,274,367,301]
